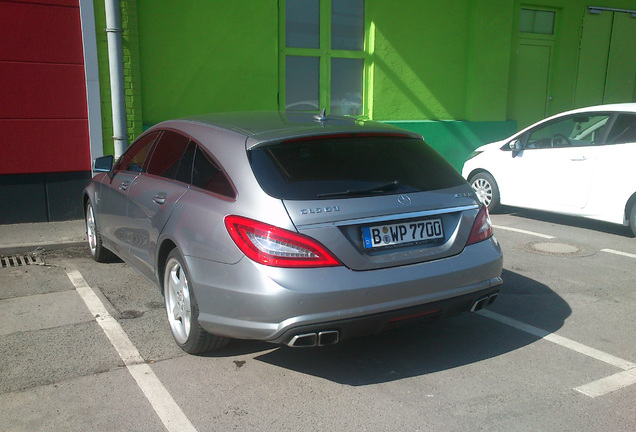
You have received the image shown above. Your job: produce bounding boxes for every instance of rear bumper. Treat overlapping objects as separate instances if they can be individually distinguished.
[273,285,500,346]
[185,236,503,343]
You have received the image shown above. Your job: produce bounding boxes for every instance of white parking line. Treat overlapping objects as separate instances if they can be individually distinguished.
[64,265,197,432]
[600,249,636,259]
[479,310,636,370]
[574,369,636,398]
[492,225,555,239]
[496,225,636,261]
[478,310,636,397]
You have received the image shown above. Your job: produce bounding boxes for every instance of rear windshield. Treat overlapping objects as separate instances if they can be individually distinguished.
[249,136,466,200]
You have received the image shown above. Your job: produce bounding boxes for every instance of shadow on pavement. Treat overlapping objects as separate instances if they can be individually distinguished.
[241,269,571,386]
[498,206,633,237]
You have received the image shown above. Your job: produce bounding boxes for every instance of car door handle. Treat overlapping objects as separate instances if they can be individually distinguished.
[570,156,587,161]
[119,181,130,191]
[153,193,167,204]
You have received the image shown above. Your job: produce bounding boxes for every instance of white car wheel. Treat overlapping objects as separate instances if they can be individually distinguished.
[469,172,500,213]
[629,201,636,237]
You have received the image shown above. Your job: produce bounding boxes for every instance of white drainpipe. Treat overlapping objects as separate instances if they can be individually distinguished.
[104,0,128,157]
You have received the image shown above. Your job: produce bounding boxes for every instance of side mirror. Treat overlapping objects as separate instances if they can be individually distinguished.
[508,139,522,151]
[93,155,114,173]
[509,139,522,157]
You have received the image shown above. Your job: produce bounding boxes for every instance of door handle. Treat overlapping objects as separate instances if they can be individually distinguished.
[153,193,167,205]
[570,156,587,161]
[119,181,130,191]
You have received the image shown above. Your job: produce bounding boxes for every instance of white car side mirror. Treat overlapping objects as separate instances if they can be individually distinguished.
[509,139,522,152]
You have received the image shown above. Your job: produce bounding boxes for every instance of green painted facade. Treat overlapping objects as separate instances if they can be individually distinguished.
[388,120,517,171]
[93,0,143,156]
[93,0,636,170]
[136,1,279,124]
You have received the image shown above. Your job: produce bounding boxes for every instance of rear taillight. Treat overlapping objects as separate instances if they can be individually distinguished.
[467,204,493,245]
[224,215,342,268]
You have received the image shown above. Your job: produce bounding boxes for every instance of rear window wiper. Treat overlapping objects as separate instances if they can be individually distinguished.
[317,180,400,198]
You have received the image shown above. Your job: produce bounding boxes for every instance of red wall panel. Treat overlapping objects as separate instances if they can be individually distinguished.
[0,1,84,64]
[0,62,88,119]
[8,0,78,5]
[0,120,90,175]
[0,0,90,174]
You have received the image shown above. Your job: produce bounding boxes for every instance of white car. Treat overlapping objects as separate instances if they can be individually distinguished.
[462,103,636,236]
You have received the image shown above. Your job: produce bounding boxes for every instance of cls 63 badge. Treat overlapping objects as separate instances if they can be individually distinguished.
[300,206,340,215]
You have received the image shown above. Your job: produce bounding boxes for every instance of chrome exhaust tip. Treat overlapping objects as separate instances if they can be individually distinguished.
[318,330,339,346]
[288,333,317,347]
[287,330,340,347]
[470,296,489,312]
[471,292,499,312]
[487,292,498,305]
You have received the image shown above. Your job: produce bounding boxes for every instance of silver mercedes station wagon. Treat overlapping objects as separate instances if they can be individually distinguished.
[83,112,503,354]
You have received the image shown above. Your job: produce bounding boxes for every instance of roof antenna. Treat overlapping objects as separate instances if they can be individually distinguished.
[313,108,328,123]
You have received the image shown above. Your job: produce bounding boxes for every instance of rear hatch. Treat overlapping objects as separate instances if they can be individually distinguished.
[249,134,482,270]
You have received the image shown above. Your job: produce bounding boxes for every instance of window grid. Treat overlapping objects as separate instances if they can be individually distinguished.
[279,0,368,116]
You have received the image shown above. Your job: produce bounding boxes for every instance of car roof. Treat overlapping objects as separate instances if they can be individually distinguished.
[158,111,421,149]
[506,103,636,140]
[551,103,636,118]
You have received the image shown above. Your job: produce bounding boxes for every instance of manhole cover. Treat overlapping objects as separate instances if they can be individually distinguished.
[521,240,595,257]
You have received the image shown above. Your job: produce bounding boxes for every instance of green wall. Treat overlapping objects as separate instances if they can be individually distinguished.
[129,0,518,167]
[369,0,517,169]
[136,0,279,126]
[368,0,514,123]
[369,1,471,121]
[93,0,143,156]
[133,0,518,126]
[385,120,517,171]
[95,0,636,167]
[507,0,636,127]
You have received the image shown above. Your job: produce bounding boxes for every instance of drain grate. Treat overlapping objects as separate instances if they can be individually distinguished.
[1,254,44,268]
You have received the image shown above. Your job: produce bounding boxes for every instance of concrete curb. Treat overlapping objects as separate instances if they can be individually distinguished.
[0,219,87,256]
[0,242,87,256]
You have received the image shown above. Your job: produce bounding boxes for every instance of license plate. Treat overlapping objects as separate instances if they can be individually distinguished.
[362,218,443,249]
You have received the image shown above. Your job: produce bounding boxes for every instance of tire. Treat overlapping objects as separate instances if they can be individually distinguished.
[86,202,116,263]
[163,249,230,354]
[629,200,636,237]
[468,172,501,213]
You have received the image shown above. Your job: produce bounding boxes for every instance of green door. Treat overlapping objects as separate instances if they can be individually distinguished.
[508,8,557,130]
[509,41,553,130]
[604,12,636,103]
[575,10,636,107]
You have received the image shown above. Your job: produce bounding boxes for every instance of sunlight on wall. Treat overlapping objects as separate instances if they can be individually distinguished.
[370,24,453,120]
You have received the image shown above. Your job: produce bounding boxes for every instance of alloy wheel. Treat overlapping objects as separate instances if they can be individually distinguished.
[165,258,192,344]
[86,204,97,255]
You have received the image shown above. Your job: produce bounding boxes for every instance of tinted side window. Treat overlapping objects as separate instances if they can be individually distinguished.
[192,146,235,198]
[249,136,466,200]
[175,141,196,185]
[115,131,161,173]
[606,114,636,144]
[146,130,190,179]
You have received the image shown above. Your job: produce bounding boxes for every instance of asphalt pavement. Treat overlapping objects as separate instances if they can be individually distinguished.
[1,211,635,431]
